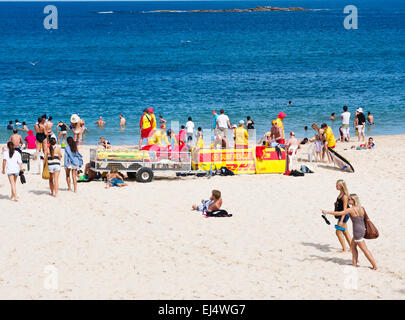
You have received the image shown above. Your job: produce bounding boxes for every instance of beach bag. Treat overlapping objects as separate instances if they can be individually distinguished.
[363,208,379,239]
[42,159,50,180]
[219,167,235,176]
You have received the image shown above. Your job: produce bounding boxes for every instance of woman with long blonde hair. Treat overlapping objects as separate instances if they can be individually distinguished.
[322,194,377,270]
[334,180,352,252]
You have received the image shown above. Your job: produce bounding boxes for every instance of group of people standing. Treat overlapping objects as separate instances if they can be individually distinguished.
[331,106,374,143]
[2,113,84,200]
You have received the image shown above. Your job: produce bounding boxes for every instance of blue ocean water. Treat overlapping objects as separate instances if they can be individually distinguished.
[0,0,404,144]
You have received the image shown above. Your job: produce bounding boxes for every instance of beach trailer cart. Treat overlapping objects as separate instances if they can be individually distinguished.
[89,148,193,183]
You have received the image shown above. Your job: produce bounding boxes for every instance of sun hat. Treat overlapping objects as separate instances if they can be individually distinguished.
[278,112,286,119]
[239,120,245,125]
[357,107,363,113]
[147,107,154,113]
[70,114,80,124]
[27,130,34,135]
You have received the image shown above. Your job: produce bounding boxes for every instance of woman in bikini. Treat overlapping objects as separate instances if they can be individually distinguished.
[44,137,62,197]
[333,180,352,252]
[34,117,47,152]
[322,194,377,270]
[72,121,82,144]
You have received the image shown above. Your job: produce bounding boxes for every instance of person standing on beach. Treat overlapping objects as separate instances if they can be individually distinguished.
[340,106,351,142]
[139,109,153,149]
[274,112,286,144]
[45,116,55,140]
[185,117,195,142]
[269,120,283,144]
[64,137,83,193]
[34,117,47,152]
[235,120,249,149]
[178,125,186,144]
[147,107,157,132]
[216,109,231,149]
[56,121,69,145]
[44,137,62,197]
[356,108,366,142]
[320,123,336,163]
[96,116,106,128]
[119,114,126,128]
[333,180,352,252]
[2,141,23,202]
[322,194,377,270]
[212,109,218,133]
[246,116,255,130]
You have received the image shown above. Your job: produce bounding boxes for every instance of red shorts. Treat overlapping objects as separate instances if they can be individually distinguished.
[141,127,152,138]
[277,139,285,145]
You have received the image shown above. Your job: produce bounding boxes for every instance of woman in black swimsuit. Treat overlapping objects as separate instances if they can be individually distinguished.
[57,121,69,145]
[322,194,377,270]
[34,117,47,152]
[334,180,352,252]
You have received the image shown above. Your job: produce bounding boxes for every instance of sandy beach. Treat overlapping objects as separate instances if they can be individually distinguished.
[0,134,404,299]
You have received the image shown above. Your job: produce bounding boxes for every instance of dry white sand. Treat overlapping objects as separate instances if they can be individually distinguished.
[0,135,404,299]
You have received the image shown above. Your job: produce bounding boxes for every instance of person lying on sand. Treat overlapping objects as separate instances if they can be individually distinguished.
[105,167,127,188]
[192,189,222,213]
[352,137,375,150]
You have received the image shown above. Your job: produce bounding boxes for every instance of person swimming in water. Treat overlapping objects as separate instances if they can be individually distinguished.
[96,116,106,127]
[367,111,374,125]
[119,114,126,128]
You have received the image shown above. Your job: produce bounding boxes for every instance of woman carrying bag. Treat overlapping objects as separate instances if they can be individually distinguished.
[322,194,378,270]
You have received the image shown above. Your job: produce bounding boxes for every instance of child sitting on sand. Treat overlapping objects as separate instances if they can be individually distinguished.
[192,189,222,213]
[105,167,127,188]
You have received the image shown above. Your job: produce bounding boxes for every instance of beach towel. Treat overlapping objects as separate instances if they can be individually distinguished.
[204,210,232,218]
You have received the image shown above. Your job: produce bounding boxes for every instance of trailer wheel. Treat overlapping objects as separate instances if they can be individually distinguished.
[136,167,154,183]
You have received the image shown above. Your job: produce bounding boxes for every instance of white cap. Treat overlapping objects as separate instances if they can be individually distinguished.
[239,120,245,125]
[70,114,80,124]
[357,107,363,113]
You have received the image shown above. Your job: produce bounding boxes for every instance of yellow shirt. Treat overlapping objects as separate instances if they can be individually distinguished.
[275,118,285,139]
[324,126,336,148]
[150,113,157,130]
[148,130,170,146]
[141,114,152,129]
[235,127,248,145]
[196,137,204,149]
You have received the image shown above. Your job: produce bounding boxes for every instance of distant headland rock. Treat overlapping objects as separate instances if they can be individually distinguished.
[148,6,311,14]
